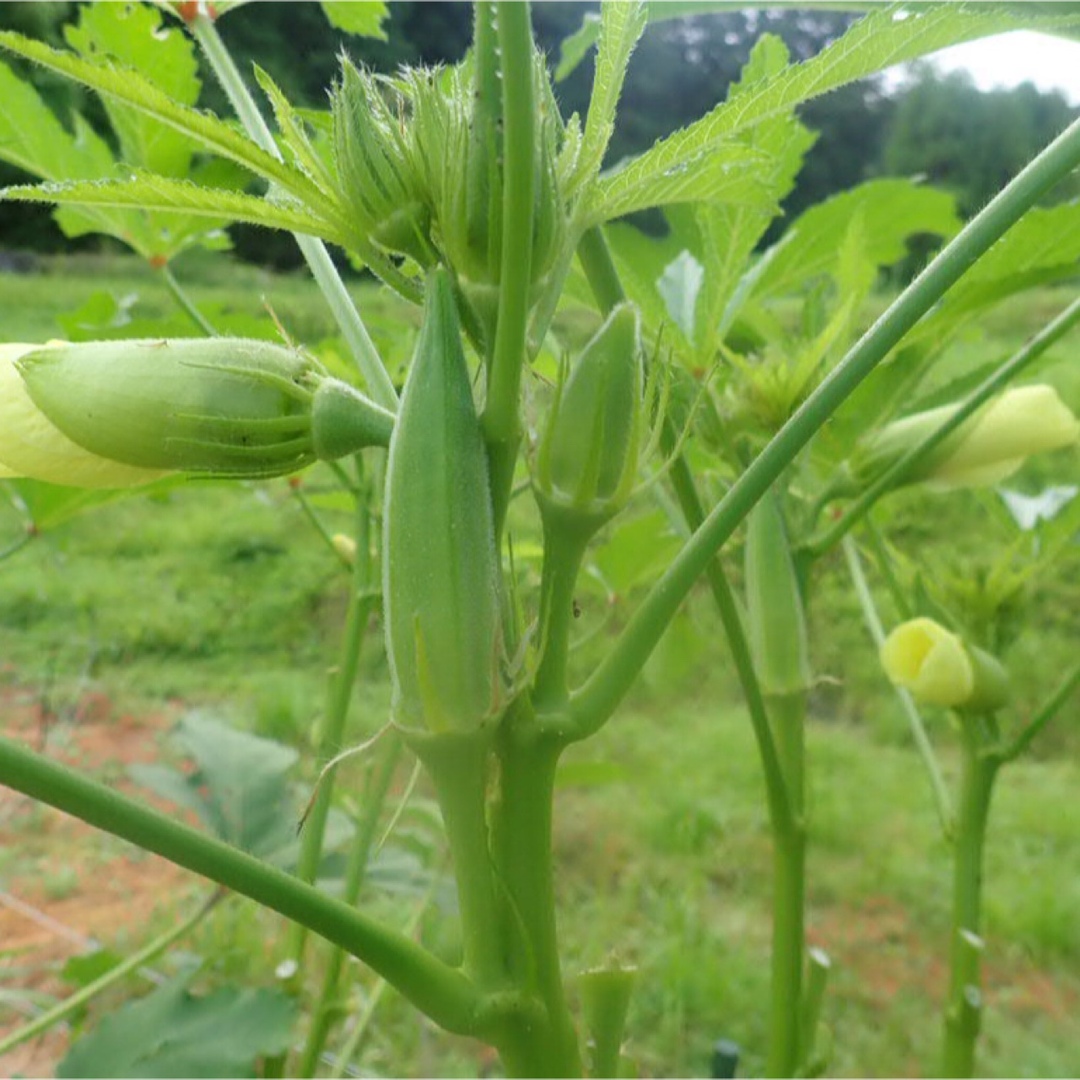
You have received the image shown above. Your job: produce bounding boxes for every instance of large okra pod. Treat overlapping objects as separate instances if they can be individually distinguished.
[383,270,502,732]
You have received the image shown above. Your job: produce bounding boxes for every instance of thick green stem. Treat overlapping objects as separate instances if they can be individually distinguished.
[843,534,954,836]
[491,725,582,1077]
[571,113,1080,736]
[0,891,219,1057]
[413,733,505,990]
[532,514,591,713]
[297,736,404,1078]
[0,736,481,1035]
[190,13,396,410]
[808,293,1080,555]
[483,1,535,538]
[160,264,218,336]
[764,692,807,1079]
[941,725,999,1078]
[289,486,375,966]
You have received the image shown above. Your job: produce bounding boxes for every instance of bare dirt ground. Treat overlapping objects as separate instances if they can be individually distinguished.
[0,681,193,1077]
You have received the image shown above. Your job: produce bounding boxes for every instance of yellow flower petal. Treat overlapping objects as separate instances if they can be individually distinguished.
[0,343,167,489]
[880,617,974,708]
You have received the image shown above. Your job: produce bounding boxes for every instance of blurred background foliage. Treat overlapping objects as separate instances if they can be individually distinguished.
[0,1,1076,267]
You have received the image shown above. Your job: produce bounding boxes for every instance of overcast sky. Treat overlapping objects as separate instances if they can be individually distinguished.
[909,30,1080,104]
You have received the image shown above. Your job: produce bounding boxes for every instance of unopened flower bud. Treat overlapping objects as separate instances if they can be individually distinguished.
[880,617,1009,712]
[846,385,1079,495]
[2,338,394,488]
[536,303,643,524]
[331,533,357,566]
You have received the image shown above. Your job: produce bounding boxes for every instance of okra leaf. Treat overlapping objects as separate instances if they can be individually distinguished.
[586,140,767,224]
[129,711,315,864]
[571,1,647,191]
[253,65,336,193]
[692,34,815,354]
[57,976,297,1079]
[64,3,202,179]
[603,4,1080,216]
[1,477,179,533]
[321,1,389,39]
[2,173,348,248]
[0,30,333,215]
[751,179,961,301]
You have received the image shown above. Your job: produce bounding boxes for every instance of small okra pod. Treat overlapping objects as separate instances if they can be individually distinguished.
[744,491,811,698]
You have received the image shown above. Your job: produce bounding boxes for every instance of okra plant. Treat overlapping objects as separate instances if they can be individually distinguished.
[1,1,1079,1076]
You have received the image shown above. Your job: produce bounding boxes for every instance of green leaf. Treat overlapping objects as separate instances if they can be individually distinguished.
[64,3,202,178]
[554,11,600,82]
[2,173,347,246]
[2,478,179,533]
[572,1,646,190]
[752,179,961,300]
[0,30,335,216]
[131,711,303,861]
[658,250,705,340]
[592,510,684,597]
[321,1,388,39]
[604,4,1080,216]
[692,35,816,353]
[0,60,112,180]
[57,976,297,1079]
[253,65,335,193]
[586,141,767,224]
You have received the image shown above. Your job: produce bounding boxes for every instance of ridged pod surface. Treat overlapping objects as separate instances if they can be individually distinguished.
[383,270,501,732]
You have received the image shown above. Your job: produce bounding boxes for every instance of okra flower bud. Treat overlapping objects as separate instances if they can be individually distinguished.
[1,338,394,487]
[536,304,644,524]
[880,617,1009,711]
[332,60,433,265]
[846,385,1079,494]
[0,343,166,488]
[383,270,502,733]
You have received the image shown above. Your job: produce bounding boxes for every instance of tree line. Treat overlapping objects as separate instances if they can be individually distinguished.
[1,1,1076,265]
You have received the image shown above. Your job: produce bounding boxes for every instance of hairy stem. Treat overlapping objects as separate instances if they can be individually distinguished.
[483,1,536,538]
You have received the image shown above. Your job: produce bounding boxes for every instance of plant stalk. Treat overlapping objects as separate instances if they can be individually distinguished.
[483,0,536,539]
[296,735,404,1077]
[764,691,808,1079]
[0,735,482,1036]
[159,263,218,336]
[491,723,582,1077]
[940,723,999,1078]
[289,481,375,966]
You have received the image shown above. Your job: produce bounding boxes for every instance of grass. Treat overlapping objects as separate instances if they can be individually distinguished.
[1,255,1078,1076]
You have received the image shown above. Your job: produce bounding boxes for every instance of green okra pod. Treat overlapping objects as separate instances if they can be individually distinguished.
[383,269,502,733]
